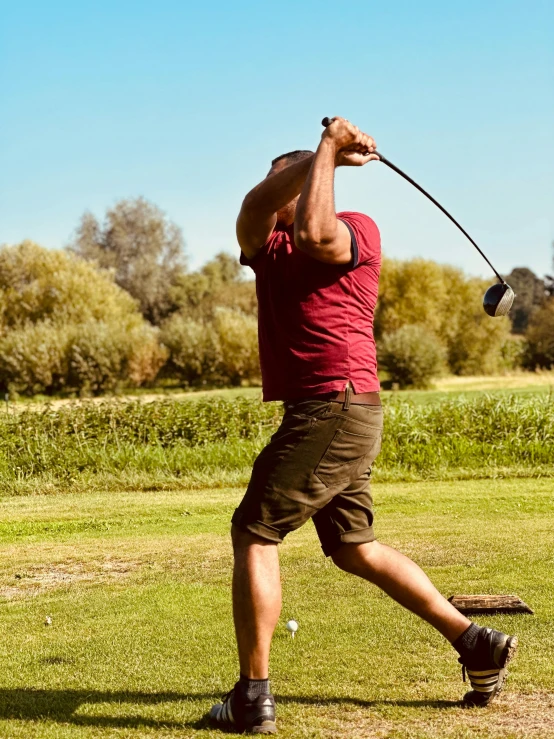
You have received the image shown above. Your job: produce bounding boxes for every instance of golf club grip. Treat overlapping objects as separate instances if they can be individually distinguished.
[321,117,385,162]
[320,117,503,282]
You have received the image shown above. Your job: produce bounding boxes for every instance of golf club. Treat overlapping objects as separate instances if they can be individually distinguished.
[321,117,515,317]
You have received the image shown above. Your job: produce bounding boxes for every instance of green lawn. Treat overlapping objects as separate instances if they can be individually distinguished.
[10,369,554,411]
[1,479,553,738]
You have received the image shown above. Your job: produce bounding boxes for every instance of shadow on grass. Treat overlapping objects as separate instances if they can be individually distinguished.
[0,688,461,730]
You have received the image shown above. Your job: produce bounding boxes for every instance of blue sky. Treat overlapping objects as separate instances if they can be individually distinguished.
[1,0,553,278]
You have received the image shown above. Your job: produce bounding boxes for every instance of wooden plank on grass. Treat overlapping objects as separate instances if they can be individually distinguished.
[448,594,534,614]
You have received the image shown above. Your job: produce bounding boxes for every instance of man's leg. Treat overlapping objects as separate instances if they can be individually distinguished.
[232,524,281,678]
[331,540,518,706]
[331,540,470,642]
[210,525,279,734]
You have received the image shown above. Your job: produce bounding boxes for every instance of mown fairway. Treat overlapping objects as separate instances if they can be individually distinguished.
[1,478,553,738]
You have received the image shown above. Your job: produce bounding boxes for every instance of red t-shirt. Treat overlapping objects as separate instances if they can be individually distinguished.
[241,211,381,401]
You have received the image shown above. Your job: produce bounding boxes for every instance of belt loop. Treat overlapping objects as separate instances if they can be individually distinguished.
[343,382,352,410]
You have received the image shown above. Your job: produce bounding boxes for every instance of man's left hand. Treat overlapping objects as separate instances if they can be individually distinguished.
[335,149,380,167]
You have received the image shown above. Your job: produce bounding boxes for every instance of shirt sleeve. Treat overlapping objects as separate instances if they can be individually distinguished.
[239,230,276,272]
[239,250,258,270]
[337,211,381,269]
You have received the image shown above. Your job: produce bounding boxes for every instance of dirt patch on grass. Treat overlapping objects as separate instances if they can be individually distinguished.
[456,692,554,737]
[0,538,233,601]
[0,558,141,600]
[309,692,554,738]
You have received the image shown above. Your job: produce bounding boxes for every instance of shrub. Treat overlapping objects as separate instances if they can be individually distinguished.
[444,275,512,375]
[378,325,446,389]
[0,242,167,394]
[161,308,259,386]
[161,314,221,385]
[213,308,260,386]
[0,321,71,395]
[0,320,165,396]
[68,321,167,394]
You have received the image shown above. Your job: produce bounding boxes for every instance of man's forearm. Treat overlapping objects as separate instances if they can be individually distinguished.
[294,139,338,246]
[242,155,314,216]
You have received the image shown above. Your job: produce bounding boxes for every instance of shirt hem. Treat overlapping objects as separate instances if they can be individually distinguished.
[262,379,381,402]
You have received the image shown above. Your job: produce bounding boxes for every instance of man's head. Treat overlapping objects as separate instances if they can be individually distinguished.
[271,150,314,170]
[269,150,314,225]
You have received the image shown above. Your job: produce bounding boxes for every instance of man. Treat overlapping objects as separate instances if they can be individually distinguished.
[210,117,518,735]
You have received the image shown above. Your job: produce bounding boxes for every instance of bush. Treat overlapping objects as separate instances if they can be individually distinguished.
[161,314,221,385]
[378,325,446,389]
[68,321,167,394]
[0,242,167,394]
[444,279,512,375]
[0,320,165,396]
[213,308,260,386]
[0,321,70,395]
[161,308,259,386]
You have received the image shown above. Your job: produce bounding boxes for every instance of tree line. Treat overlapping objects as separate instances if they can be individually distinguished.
[0,197,552,395]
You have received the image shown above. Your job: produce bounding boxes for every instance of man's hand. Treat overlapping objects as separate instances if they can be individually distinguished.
[322,117,379,167]
[335,149,380,167]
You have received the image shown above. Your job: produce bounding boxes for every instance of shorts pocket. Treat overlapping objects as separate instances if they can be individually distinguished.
[315,428,381,487]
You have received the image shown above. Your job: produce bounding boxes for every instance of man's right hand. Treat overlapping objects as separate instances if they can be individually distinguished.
[322,117,377,162]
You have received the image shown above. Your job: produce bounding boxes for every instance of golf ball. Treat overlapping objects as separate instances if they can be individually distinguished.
[286,619,298,634]
[44,616,52,626]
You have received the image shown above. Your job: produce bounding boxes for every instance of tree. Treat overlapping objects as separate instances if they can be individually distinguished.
[0,242,166,395]
[524,298,554,369]
[374,258,448,340]
[201,251,242,285]
[545,241,554,297]
[375,258,512,376]
[170,252,256,320]
[161,252,258,386]
[502,267,546,333]
[69,198,186,324]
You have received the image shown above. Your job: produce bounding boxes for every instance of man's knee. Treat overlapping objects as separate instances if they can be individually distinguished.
[331,540,378,575]
[231,523,275,553]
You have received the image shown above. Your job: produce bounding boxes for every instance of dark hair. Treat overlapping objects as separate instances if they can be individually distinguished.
[271,149,314,166]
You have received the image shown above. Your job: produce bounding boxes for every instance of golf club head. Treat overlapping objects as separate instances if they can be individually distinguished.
[483,282,515,317]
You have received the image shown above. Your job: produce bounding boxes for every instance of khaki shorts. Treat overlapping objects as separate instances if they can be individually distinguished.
[232,398,383,556]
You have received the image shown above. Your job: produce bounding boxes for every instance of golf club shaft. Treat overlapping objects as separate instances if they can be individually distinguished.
[321,117,504,283]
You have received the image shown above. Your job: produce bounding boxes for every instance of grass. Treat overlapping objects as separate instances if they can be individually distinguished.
[396,374,554,405]
[1,478,553,737]
[7,370,554,410]
[1,392,553,495]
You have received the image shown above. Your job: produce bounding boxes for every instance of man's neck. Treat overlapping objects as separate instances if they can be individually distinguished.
[276,207,296,228]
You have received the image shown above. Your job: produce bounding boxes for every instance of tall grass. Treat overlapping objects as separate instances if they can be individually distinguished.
[1,394,552,494]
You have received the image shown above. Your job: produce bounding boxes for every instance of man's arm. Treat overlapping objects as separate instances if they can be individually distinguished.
[236,156,314,259]
[294,118,378,264]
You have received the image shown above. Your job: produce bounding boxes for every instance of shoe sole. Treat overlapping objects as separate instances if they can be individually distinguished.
[248,720,277,735]
[463,635,519,708]
[500,635,518,672]
[495,635,518,695]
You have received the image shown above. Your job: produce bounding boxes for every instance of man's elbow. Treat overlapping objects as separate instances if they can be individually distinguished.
[241,191,258,214]
[294,229,351,265]
[295,228,331,254]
